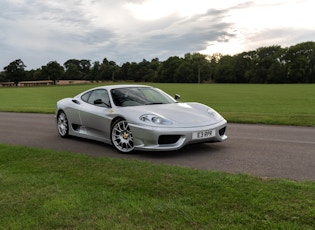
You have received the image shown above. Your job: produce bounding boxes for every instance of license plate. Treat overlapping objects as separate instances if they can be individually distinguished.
[192,129,215,139]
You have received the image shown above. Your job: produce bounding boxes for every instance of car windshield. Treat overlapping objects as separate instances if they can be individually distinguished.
[111,87,176,107]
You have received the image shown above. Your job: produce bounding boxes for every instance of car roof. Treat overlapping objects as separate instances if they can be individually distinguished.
[93,84,152,90]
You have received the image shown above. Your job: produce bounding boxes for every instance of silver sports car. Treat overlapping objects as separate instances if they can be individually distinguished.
[56,85,227,153]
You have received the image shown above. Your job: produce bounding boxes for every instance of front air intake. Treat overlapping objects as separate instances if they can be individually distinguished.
[219,127,226,136]
[158,135,181,145]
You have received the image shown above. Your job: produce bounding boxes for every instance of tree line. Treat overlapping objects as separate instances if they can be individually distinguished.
[1,41,314,85]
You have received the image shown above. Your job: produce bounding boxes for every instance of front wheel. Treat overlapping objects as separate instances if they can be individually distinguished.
[57,111,69,137]
[111,119,134,153]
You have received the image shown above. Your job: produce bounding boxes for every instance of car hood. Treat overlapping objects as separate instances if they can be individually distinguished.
[117,102,222,126]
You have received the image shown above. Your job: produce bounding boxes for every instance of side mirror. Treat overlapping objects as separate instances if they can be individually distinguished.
[174,94,180,100]
[94,99,103,105]
[94,99,111,107]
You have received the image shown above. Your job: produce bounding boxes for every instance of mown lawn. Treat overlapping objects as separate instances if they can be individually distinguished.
[0,83,314,126]
[1,83,315,229]
[1,144,314,229]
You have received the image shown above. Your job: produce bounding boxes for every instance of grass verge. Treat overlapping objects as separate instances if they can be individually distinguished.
[1,144,314,229]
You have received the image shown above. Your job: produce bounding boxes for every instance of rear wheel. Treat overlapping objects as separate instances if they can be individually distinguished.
[111,119,134,153]
[57,111,69,137]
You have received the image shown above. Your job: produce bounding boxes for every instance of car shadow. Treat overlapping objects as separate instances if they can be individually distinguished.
[133,142,227,159]
[59,135,228,160]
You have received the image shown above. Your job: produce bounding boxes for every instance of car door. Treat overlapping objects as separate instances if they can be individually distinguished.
[79,89,112,141]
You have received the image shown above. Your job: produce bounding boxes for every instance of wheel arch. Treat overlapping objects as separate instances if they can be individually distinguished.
[56,109,65,118]
[111,116,125,128]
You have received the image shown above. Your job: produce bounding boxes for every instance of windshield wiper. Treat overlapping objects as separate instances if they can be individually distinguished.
[146,102,165,105]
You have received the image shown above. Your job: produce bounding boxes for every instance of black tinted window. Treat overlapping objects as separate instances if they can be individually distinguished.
[82,89,110,107]
[111,87,175,107]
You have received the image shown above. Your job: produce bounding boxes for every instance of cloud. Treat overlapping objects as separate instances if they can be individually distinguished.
[0,0,314,70]
[96,8,233,62]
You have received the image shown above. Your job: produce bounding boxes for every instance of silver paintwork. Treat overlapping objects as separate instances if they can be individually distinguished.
[56,84,227,152]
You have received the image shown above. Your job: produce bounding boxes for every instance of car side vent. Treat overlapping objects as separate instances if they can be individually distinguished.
[158,135,180,145]
[72,124,80,131]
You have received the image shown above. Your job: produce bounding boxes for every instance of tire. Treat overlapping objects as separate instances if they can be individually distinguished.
[111,119,134,153]
[57,111,69,137]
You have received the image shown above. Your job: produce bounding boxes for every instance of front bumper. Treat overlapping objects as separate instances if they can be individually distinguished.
[129,119,227,151]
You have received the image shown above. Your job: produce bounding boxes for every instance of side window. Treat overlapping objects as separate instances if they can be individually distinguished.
[81,91,91,102]
[87,89,110,107]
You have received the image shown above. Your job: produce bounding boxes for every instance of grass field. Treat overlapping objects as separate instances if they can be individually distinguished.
[1,144,314,229]
[1,83,315,229]
[0,83,315,126]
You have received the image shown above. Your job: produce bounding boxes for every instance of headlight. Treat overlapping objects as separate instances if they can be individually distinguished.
[139,114,173,125]
[207,109,222,121]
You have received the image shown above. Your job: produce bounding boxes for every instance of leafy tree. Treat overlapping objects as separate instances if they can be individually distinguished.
[148,58,160,82]
[32,69,43,81]
[0,71,5,82]
[2,41,315,84]
[133,59,155,82]
[89,61,101,81]
[126,62,140,81]
[41,61,64,83]
[207,53,223,82]
[174,61,194,83]
[64,59,87,80]
[79,60,91,76]
[25,69,37,81]
[249,46,284,83]
[284,41,315,83]
[308,48,315,83]
[120,62,131,81]
[3,59,26,85]
[267,61,287,83]
[184,53,210,83]
[214,55,236,83]
[158,56,182,82]
[98,59,118,81]
[232,52,252,83]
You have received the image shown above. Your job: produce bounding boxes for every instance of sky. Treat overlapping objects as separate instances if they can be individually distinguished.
[1,0,314,70]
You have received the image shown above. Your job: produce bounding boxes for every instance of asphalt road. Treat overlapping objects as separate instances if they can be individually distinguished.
[1,112,315,181]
